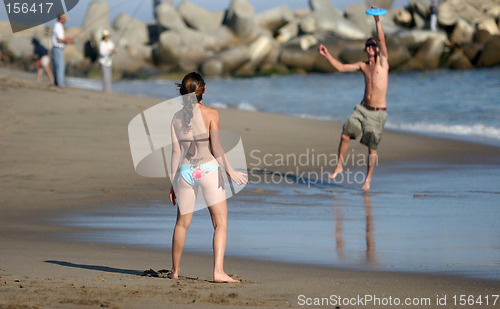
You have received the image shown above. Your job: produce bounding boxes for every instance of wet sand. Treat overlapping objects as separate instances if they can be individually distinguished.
[1,68,500,308]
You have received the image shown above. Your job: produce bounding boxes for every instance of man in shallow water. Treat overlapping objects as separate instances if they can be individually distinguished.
[318,11,389,191]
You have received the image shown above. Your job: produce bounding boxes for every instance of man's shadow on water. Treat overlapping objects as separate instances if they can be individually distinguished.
[44,260,144,276]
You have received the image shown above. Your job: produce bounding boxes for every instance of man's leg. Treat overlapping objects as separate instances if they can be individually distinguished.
[330,134,350,179]
[361,148,377,191]
[52,48,65,87]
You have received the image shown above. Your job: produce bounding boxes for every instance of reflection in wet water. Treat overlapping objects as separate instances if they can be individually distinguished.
[334,193,376,266]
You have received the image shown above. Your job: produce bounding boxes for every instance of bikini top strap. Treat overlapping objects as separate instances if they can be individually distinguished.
[179,138,210,160]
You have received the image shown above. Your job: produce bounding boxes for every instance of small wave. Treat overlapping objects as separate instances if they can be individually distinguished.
[294,113,341,122]
[386,122,500,140]
[209,102,228,109]
[208,101,258,112]
[66,77,101,91]
[237,102,258,112]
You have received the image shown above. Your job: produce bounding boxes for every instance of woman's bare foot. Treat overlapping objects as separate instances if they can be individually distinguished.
[214,272,240,283]
[167,270,179,279]
[329,167,343,179]
[361,179,371,191]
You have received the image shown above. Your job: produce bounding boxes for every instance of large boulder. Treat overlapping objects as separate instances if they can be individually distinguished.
[450,18,474,45]
[445,49,474,69]
[477,35,500,67]
[474,1,500,19]
[112,48,150,77]
[276,22,298,43]
[0,22,13,40]
[393,29,447,49]
[285,34,319,51]
[461,42,482,64]
[386,37,412,68]
[210,26,241,50]
[309,0,366,40]
[438,0,499,36]
[64,45,85,66]
[65,27,88,60]
[153,31,181,65]
[474,29,492,44]
[344,4,373,36]
[280,44,319,71]
[366,0,394,10]
[409,0,431,19]
[413,10,426,29]
[178,1,224,33]
[225,0,258,41]
[155,2,186,32]
[153,28,221,70]
[437,1,459,26]
[298,14,317,34]
[113,14,149,46]
[477,18,500,36]
[234,34,275,75]
[257,6,294,34]
[201,46,250,76]
[339,46,367,64]
[124,44,153,64]
[6,35,32,58]
[82,1,109,36]
[412,36,445,69]
[394,7,414,28]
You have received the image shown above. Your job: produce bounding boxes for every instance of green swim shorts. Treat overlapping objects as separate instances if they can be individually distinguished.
[341,103,387,150]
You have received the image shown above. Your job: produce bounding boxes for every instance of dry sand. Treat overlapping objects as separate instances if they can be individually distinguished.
[1,68,499,309]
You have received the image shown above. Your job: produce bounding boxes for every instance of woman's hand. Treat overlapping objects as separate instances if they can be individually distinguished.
[169,186,176,205]
[228,170,249,186]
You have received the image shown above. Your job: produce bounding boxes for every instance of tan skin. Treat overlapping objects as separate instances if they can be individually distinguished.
[318,13,388,191]
[169,86,248,283]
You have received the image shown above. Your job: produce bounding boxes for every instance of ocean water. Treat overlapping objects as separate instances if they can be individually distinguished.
[52,162,500,281]
[67,67,500,146]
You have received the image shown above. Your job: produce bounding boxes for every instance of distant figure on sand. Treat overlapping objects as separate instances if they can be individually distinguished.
[318,9,389,191]
[51,13,73,88]
[168,72,248,283]
[98,29,116,94]
[31,38,55,85]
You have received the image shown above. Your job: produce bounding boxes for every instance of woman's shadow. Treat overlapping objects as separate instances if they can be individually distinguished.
[44,260,201,280]
[44,260,144,276]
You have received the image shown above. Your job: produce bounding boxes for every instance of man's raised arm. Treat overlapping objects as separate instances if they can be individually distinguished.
[374,15,388,59]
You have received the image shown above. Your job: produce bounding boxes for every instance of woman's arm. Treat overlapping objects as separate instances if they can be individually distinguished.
[170,121,182,204]
[170,121,181,181]
[209,109,248,186]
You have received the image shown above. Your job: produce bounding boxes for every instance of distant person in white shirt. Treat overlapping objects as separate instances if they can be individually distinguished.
[51,13,73,88]
[98,29,116,94]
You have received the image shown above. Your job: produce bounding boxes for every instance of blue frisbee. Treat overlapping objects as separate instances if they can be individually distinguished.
[366,8,387,15]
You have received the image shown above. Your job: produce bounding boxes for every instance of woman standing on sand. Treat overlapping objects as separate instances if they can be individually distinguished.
[98,30,116,94]
[169,72,248,283]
